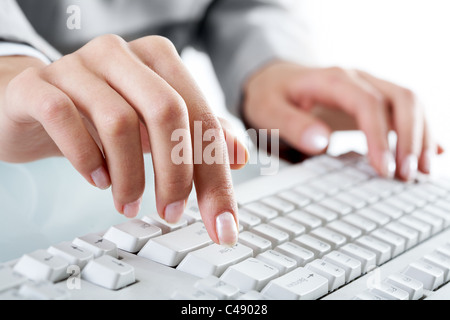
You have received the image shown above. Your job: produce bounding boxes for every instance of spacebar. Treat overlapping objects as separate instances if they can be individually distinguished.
[137,222,213,267]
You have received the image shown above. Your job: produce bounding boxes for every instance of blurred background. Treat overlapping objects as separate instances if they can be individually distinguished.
[1,0,450,262]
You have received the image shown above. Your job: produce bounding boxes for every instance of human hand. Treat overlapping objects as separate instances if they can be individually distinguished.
[243,61,441,181]
[0,35,248,246]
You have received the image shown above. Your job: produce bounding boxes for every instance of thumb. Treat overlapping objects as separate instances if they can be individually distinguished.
[276,101,332,156]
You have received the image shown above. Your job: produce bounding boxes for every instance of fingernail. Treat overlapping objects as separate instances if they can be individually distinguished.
[300,123,330,154]
[91,166,111,190]
[216,212,238,247]
[164,200,186,223]
[401,154,418,181]
[381,151,396,179]
[422,150,433,174]
[124,198,142,218]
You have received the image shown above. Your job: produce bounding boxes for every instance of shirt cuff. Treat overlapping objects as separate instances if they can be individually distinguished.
[0,42,51,64]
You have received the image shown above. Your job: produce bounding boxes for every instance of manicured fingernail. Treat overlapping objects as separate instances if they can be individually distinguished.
[422,150,433,174]
[381,151,396,179]
[300,123,330,154]
[216,212,238,247]
[124,198,142,218]
[401,154,418,181]
[91,166,111,190]
[164,200,186,223]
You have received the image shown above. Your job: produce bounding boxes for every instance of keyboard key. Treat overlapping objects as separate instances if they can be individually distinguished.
[238,209,262,229]
[237,290,268,300]
[72,234,118,258]
[0,265,26,292]
[370,228,406,257]
[310,227,347,249]
[176,243,253,278]
[317,199,351,217]
[183,204,202,224]
[327,220,362,241]
[293,234,331,258]
[13,250,69,283]
[261,196,295,214]
[385,221,419,249]
[370,282,409,300]
[411,210,444,235]
[269,217,306,238]
[243,202,278,221]
[275,242,315,266]
[357,208,390,226]
[47,242,94,269]
[403,260,444,290]
[171,288,218,300]
[383,196,415,214]
[323,251,361,282]
[304,203,339,222]
[339,244,377,273]
[355,236,391,265]
[386,273,424,300]
[294,185,325,202]
[256,250,297,274]
[277,190,311,208]
[17,281,70,300]
[436,244,450,258]
[342,214,377,233]
[81,255,135,290]
[398,216,431,242]
[286,210,322,231]
[141,214,188,234]
[423,252,450,282]
[251,224,289,246]
[220,258,280,292]
[334,192,366,210]
[138,222,213,267]
[353,290,387,300]
[103,219,162,253]
[305,259,346,291]
[423,205,450,227]
[238,231,272,255]
[261,267,328,300]
[194,276,240,300]
[371,202,403,219]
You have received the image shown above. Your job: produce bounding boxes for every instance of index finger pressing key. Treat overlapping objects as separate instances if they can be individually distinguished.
[129,36,239,246]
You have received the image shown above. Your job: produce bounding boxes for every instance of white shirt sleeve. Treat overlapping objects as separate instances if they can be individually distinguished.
[0,42,52,64]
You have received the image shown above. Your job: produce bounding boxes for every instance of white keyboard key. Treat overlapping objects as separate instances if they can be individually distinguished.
[385,221,419,249]
[138,222,213,267]
[355,236,392,265]
[294,234,331,258]
[357,207,390,226]
[309,179,339,195]
[171,288,218,300]
[398,216,431,242]
[275,242,315,266]
[353,290,387,300]
[269,217,306,238]
[370,282,409,300]
[176,243,253,278]
[403,260,444,290]
[194,276,240,300]
[371,202,403,219]
[220,258,279,292]
[238,209,262,229]
[47,242,94,269]
[72,234,118,258]
[327,220,362,241]
[437,244,450,258]
[348,187,378,204]
[243,202,278,221]
[323,251,361,282]
[183,204,202,224]
[423,205,450,227]
[339,244,377,273]
[237,290,268,300]
[238,231,272,255]
[261,267,328,300]
[370,228,406,257]
[141,214,188,234]
[286,210,322,231]
[397,191,426,208]
[334,192,366,210]
[261,196,295,214]
[384,195,415,214]
[317,199,352,217]
[251,224,289,246]
[277,190,311,208]
[103,219,162,253]
[423,252,450,282]
[17,281,70,300]
[256,250,297,274]
[342,214,377,233]
[81,255,135,290]
[386,273,424,300]
[411,210,444,235]
[310,227,347,249]
[305,259,346,291]
[294,185,325,201]
[13,250,69,283]
[304,203,338,222]
[0,265,26,292]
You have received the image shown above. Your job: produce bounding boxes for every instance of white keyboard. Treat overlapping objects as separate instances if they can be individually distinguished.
[2,152,450,300]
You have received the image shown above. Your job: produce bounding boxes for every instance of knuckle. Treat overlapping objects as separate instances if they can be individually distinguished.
[101,109,139,138]
[38,93,71,122]
[397,87,417,106]
[149,35,178,56]
[83,34,128,58]
[152,92,188,125]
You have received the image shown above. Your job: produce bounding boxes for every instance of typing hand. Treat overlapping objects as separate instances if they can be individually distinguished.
[243,62,443,181]
[0,35,248,246]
